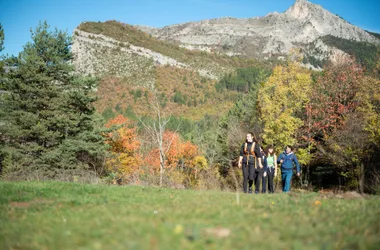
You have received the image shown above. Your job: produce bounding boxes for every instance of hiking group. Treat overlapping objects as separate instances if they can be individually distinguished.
[238,132,301,193]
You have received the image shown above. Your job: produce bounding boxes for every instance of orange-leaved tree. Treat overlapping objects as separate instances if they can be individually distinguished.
[145,131,206,185]
[145,131,198,170]
[104,114,141,183]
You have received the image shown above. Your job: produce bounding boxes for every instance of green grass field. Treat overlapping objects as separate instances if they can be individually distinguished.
[1,182,379,249]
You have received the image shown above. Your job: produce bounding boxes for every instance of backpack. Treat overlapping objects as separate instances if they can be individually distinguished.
[244,142,256,157]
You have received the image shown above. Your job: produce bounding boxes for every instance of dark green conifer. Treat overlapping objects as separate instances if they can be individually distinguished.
[0,22,107,180]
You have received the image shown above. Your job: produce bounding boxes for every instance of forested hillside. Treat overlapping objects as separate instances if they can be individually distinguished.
[321,35,380,72]
[1,19,380,193]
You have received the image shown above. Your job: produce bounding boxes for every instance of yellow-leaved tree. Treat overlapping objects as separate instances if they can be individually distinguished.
[258,59,312,157]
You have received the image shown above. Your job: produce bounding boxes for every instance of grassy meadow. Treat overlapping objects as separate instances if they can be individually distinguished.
[1,181,379,249]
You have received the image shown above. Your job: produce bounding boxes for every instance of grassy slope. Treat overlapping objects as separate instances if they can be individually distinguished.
[95,66,239,120]
[1,182,379,249]
[321,35,380,71]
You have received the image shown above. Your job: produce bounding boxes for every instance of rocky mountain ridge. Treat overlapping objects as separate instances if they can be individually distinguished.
[72,0,379,80]
[137,0,379,58]
[71,21,246,83]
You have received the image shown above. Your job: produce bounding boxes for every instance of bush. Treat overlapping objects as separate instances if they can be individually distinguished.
[102,107,116,120]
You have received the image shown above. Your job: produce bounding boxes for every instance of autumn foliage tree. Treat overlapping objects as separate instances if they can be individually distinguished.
[296,60,380,193]
[303,63,365,188]
[145,131,198,169]
[306,63,363,141]
[144,130,207,187]
[104,115,141,183]
[258,60,312,155]
[357,72,380,193]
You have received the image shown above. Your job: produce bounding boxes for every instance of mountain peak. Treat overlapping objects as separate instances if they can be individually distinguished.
[76,0,380,73]
[285,0,319,20]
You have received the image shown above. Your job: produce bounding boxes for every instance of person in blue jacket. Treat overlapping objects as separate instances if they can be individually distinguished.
[277,145,301,192]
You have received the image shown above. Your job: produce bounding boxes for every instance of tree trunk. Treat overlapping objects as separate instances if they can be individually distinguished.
[138,90,173,188]
[159,147,165,187]
[338,176,341,191]
[359,162,364,194]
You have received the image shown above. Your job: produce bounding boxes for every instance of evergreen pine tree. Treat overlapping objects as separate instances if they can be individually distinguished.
[0,21,107,180]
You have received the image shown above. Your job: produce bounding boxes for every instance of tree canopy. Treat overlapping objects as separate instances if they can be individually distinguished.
[0,22,107,180]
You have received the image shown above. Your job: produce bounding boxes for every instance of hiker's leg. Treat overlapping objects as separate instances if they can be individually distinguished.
[248,163,255,192]
[255,170,263,193]
[242,164,248,193]
[283,172,293,192]
[268,170,274,193]
[281,172,286,192]
[262,173,267,193]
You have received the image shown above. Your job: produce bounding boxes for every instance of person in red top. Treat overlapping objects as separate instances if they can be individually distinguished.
[238,132,263,193]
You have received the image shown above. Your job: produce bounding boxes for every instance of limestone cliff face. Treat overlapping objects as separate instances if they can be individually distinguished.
[137,0,379,57]
[72,28,221,84]
[72,0,379,79]
[72,29,155,87]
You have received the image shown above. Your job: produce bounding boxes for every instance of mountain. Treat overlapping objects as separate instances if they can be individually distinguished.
[72,21,266,120]
[71,0,380,121]
[137,0,379,58]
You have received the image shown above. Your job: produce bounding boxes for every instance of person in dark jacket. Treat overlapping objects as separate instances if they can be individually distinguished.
[259,147,268,193]
[262,146,278,193]
[238,133,263,193]
[277,145,301,192]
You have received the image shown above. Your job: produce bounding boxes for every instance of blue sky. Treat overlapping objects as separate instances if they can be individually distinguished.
[1,0,379,56]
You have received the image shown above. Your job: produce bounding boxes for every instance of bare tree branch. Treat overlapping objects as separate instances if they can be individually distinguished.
[138,88,181,186]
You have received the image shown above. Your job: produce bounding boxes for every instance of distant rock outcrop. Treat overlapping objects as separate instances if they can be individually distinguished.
[72,27,221,82]
[72,0,380,79]
[136,0,379,59]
